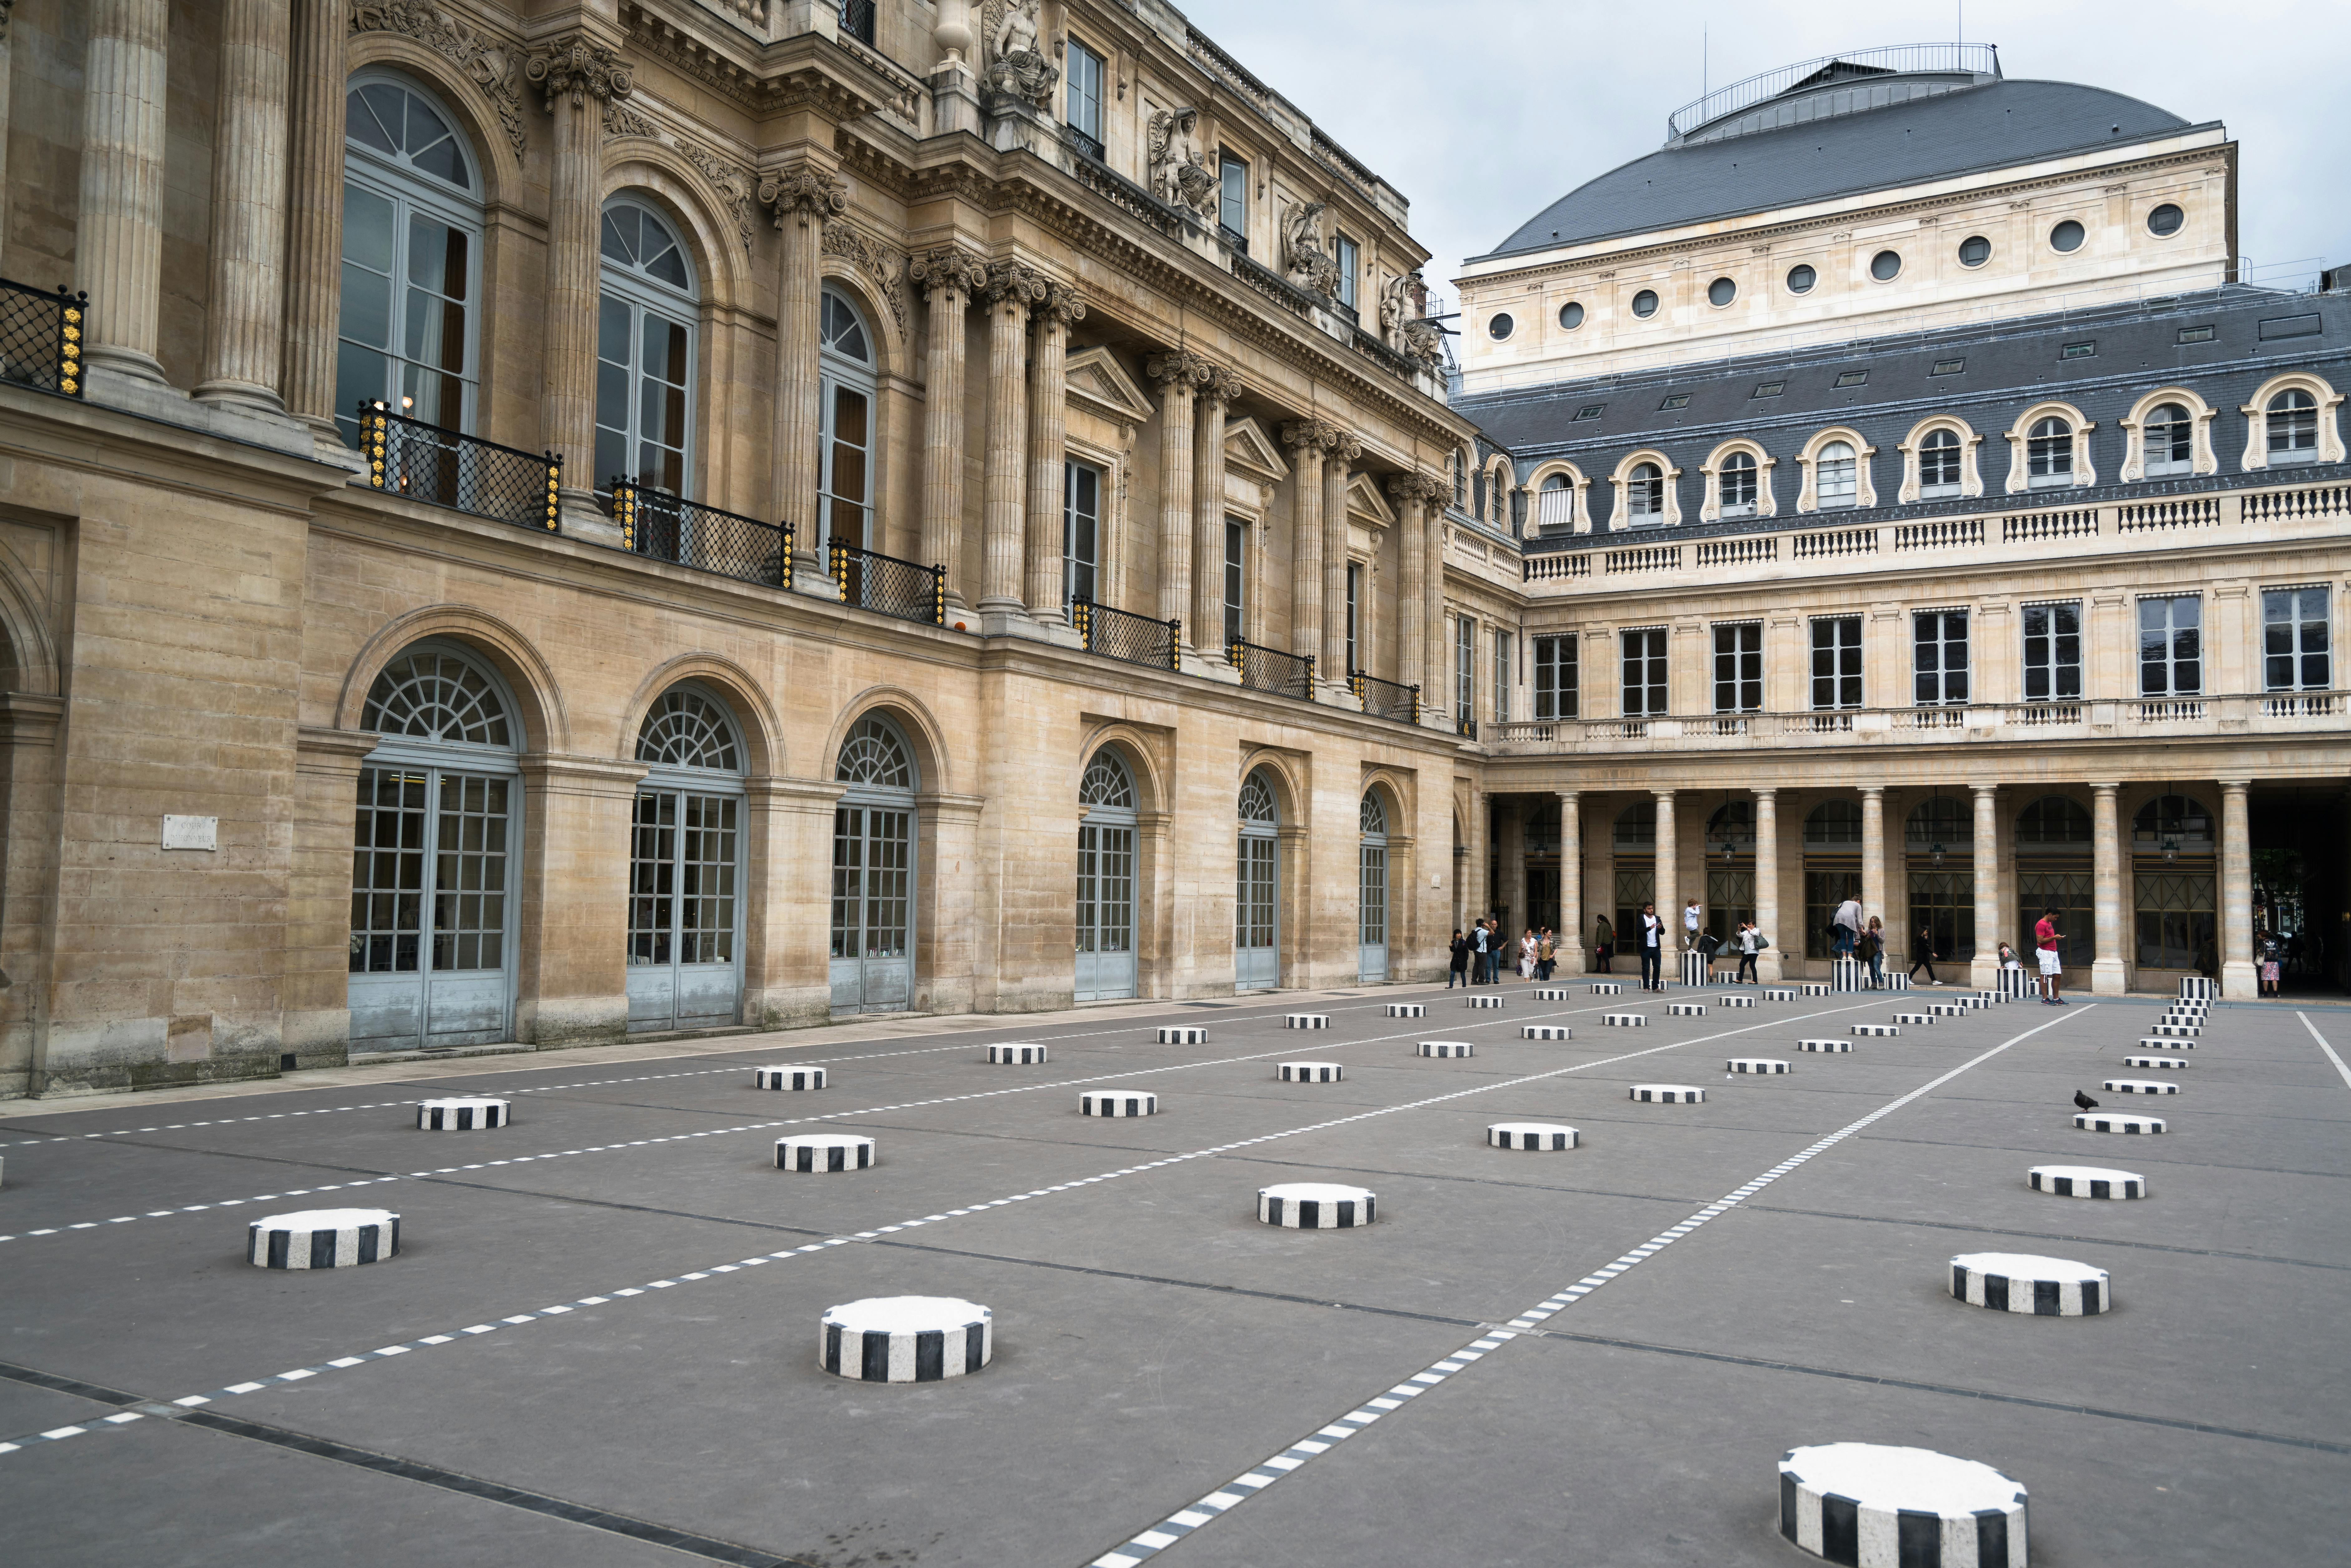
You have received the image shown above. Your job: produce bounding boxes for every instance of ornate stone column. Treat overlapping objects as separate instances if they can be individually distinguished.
[1860,786,1886,941]
[1389,475,1441,710]
[195,0,292,411]
[1145,353,1206,629]
[281,0,344,446]
[978,260,1045,624]
[1653,789,1677,960]
[1425,487,1449,719]
[1559,789,1584,974]
[2091,782,2126,994]
[909,247,985,602]
[761,163,848,556]
[1751,789,1780,981]
[1970,783,2001,988]
[1281,422,1325,665]
[1320,427,1360,693]
[526,37,633,537]
[2220,779,2255,996]
[76,0,172,384]
[1189,370,1239,658]
[1026,282,1086,624]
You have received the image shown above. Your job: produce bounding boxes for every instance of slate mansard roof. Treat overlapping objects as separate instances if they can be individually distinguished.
[1458,286,2349,545]
[1481,78,2203,261]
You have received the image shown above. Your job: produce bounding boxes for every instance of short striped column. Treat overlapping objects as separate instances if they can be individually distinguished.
[1602,1012,1647,1027]
[1678,951,1707,987]
[754,1067,826,1091]
[1667,1002,1707,1016]
[1532,987,1570,1000]
[1830,957,1862,993]
[1284,1013,1331,1029]
[1995,969,2035,1000]
[1713,993,1757,1008]
[2147,1022,2201,1037]
[820,1296,991,1383]
[1488,1122,1577,1150]
[1954,995,1989,1010]
[1080,1091,1158,1117]
[1629,1084,1703,1103]
[1257,1182,1373,1228]
[1852,1023,1901,1037]
[1465,994,1505,1009]
[1801,982,1832,997]
[1778,1443,2027,1568]
[1727,1058,1790,1074]
[2134,1038,2195,1052]
[1156,1025,1207,1044]
[775,1133,875,1172]
[1950,1251,2108,1316]
[2029,1164,2146,1199]
[1521,1024,1573,1040]
[1417,1040,1473,1058]
[1795,1038,1853,1053]
[1278,1061,1343,1083]
[1763,986,1798,1000]
[1928,1003,1967,1017]
[1882,972,1911,991]
[2179,976,2217,1001]
[988,1043,1047,1064]
[1385,1002,1426,1018]
[416,1098,507,1130]
[1589,982,1624,995]
[247,1208,400,1270]
[2120,1054,2189,1070]
[1892,1011,1935,1025]
[2102,1079,2179,1095]
[2076,1111,2164,1134]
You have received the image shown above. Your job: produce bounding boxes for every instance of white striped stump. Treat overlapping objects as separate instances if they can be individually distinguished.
[1852,1023,1901,1037]
[1727,1058,1791,1074]
[1830,958,1862,993]
[1668,1002,1707,1016]
[2134,1038,2195,1052]
[1884,972,1912,991]
[819,1296,991,1384]
[2164,1007,2209,1023]
[1521,1025,1573,1040]
[1385,1003,1426,1018]
[1466,994,1506,1009]
[1533,987,1571,1000]
[2029,1164,2147,1200]
[2158,1016,2205,1031]
[1950,1251,2109,1316]
[1284,1013,1331,1029]
[1156,1025,1207,1044]
[1995,970,2035,1000]
[1589,982,1625,995]
[1929,1004,1967,1017]
[1257,1181,1374,1228]
[1802,982,1832,997]
[416,1098,507,1130]
[1417,1040,1474,1058]
[988,1043,1048,1064]
[1488,1122,1578,1151]
[1796,1039,1854,1053]
[2121,1055,2189,1070]
[1713,993,1757,1008]
[775,1134,875,1172]
[1763,987,1799,1000]
[1892,1012,1935,1025]
[1679,951,1707,988]
[1955,996,1989,1010]
[753,1067,826,1092]
[2179,976,2217,1001]
[247,1208,400,1270]
[1629,1084,1704,1103]
[2075,1111,2165,1134]
[1602,1012,1648,1027]
[2148,1023,2201,1037]
[1278,1061,1343,1083]
[1080,1091,1158,1117]
[2102,1079,2179,1095]
[1778,1443,2027,1568]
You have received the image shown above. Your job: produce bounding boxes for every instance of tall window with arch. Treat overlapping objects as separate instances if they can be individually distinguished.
[1815,441,1857,509]
[2027,417,2074,487]
[337,74,483,448]
[2016,795,2095,966]
[819,289,877,555]
[2143,403,2194,477]
[1075,750,1138,1001]
[1626,462,1665,524]
[596,198,697,504]
[627,687,744,1031]
[2132,794,2215,971]
[1905,796,1975,964]
[1919,428,1963,497]
[831,715,917,1013]
[2267,389,2319,462]
[1719,450,1758,518]
[1536,472,1574,531]
[1802,799,1862,960]
[1236,770,1281,990]
[1358,790,1390,982]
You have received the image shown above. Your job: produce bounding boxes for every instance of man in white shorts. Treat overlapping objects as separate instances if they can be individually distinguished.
[2033,907,2066,1005]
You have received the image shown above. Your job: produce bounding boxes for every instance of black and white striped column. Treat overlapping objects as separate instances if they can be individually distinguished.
[1893,1011,1935,1025]
[1521,1025,1573,1040]
[1763,987,1798,1000]
[1950,1251,2109,1315]
[1883,972,1911,991]
[2075,1111,2165,1134]
[1928,1003,1966,1018]
[1487,1122,1577,1150]
[1157,1025,1207,1044]
[1080,1091,1157,1117]
[1727,1058,1790,1074]
[1668,1002,1707,1016]
[753,1067,826,1091]
[416,1098,507,1130]
[1629,1084,1703,1103]
[988,1043,1048,1064]
[1713,993,1757,1007]
[1385,1003,1426,1017]
[1795,1038,1853,1053]
[1589,982,1624,995]
[1278,1061,1343,1083]
[2179,976,2217,1001]
[2120,1054,2189,1070]
[1679,952,1707,987]
[1466,994,1505,1009]
[2147,1022,2201,1037]
[1831,958,1862,992]
[1533,987,1570,1001]
[775,1133,875,1172]
[1995,969,2035,1000]
[2133,1038,2194,1052]
[1417,1040,1473,1058]
[247,1208,400,1269]
[1257,1182,1374,1228]
[1852,1023,1901,1037]
[1779,1442,2028,1568]
[2103,1079,2179,1095]
[2029,1164,2146,1200]
[1802,982,1832,997]
[1602,1012,1647,1027]
[1285,1013,1331,1029]
[820,1296,991,1383]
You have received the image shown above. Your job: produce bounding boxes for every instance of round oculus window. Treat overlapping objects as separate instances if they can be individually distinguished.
[2147,203,2185,237]
[1488,312,1515,341]
[2050,219,2086,253]
[1869,249,1902,281]
[1957,235,1991,267]
[1630,288,1660,318]
[1785,263,1817,294]
[1558,301,1585,330]
[1707,276,1737,307]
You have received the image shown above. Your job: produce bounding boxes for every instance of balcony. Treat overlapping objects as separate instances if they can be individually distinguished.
[828,539,944,627]
[0,279,85,398]
[1072,599,1179,672]
[1228,638,1314,701]
[357,402,558,532]
[609,479,791,589]
[1349,670,1421,725]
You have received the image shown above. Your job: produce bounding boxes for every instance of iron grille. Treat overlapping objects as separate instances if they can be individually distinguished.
[838,0,876,46]
[1350,670,1421,724]
[1227,638,1314,700]
[0,278,86,397]
[1072,599,1178,671]
[1456,714,1478,739]
[830,538,944,627]
[609,478,791,589]
[357,401,558,532]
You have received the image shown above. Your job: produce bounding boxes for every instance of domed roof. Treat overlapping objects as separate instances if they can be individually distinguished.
[1482,76,2199,261]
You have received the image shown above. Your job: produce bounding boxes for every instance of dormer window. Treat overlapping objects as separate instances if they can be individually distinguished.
[2027,417,2074,487]
[1816,441,1857,509]
[1627,463,1665,523]
[1720,451,1758,518]
[1920,429,1962,497]
[2144,403,2193,476]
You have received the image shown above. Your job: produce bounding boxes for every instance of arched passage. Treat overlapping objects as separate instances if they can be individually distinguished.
[1358,788,1392,981]
[1075,748,1139,1001]
[626,684,746,1031]
[1235,768,1281,990]
[830,713,918,1013]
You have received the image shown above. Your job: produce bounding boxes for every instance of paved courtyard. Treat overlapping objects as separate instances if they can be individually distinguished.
[2,984,2346,1566]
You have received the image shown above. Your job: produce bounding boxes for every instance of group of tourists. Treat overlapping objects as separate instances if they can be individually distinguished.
[1448,919,1560,986]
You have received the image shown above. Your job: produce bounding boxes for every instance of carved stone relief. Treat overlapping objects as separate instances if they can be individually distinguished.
[350,1,526,160]
[981,0,1058,111]
[824,224,909,335]
[1282,200,1340,297]
[1146,107,1216,220]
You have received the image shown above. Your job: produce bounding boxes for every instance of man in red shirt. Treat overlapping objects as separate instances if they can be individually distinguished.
[2034,907,2066,1005]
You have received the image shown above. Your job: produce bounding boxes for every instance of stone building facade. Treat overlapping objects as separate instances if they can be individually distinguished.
[0,0,1489,1096]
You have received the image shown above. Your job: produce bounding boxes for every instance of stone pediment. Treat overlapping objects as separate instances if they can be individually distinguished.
[1064,347,1154,425]
[1344,470,1396,528]
[1223,417,1290,481]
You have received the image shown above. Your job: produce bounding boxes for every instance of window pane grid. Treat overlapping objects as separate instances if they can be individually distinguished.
[1534,634,1578,719]
[2262,586,2330,691]
[1713,622,1760,713]
[1360,843,1386,945]
[1913,610,1969,706]
[2138,595,2202,696]
[1811,617,1862,709]
[430,774,508,972]
[1621,628,1667,716]
[2021,601,2083,701]
[351,768,428,973]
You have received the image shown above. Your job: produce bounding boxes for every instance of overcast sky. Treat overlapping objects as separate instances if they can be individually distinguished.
[1181,0,2349,307]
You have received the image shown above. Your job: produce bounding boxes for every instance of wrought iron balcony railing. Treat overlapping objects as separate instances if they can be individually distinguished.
[1350,670,1421,724]
[1227,638,1314,700]
[357,402,558,532]
[0,279,86,398]
[609,478,792,590]
[1072,598,1179,672]
[829,538,944,627]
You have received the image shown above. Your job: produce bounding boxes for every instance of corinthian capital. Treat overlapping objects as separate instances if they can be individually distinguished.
[1036,282,1089,328]
[983,260,1051,309]
[1145,351,1211,392]
[1279,418,1325,454]
[524,36,634,111]
[908,246,989,302]
[759,165,848,229]
[1319,423,1363,462]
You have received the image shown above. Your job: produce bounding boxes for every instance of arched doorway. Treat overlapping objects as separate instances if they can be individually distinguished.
[1612,799,1656,946]
[348,643,521,1051]
[1905,796,1975,965]
[2132,793,2215,973]
[1075,750,1138,1001]
[1236,769,1280,990]
[831,715,917,1013]
[626,686,744,1031]
[1358,790,1390,982]
[1803,800,1862,961]
[2015,795,2093,965]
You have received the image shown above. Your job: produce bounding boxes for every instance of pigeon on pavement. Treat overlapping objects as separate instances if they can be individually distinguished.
[2073,1089,2099,1111]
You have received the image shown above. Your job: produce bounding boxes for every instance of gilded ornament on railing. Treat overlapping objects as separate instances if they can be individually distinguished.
[982,0,1058,111]
[523,35,633,111]
[350,1,527,158]
[1146,107,1217,220]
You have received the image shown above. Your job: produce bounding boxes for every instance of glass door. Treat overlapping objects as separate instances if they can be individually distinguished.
[348,766,514,1051]
[627,789,740,1030]
[830,803,913,1012]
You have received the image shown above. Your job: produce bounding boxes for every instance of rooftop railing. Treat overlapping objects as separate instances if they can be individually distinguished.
[357,401,558,532]
[1350,670,1421,725]
[609,478,791,589]
[0,279,85,398]
[829,538,944,627]
[1227,638,1314,701]
[1666,43,1999,140]
[1071,598,1179,672]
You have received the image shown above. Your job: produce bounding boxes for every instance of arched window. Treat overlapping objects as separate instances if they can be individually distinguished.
[2268,389,2318,460]
[1920,428,1962,497]
[1803,800,1862,846]
[1627,462,1665,523]
[596,198,697,498]
[630,686,744,1030]
[363,646,513,745]
[337,74,483,448]
[1076,750,1138,1001]
[836,715,914,789]
[1358,790,1389,981]
[1905,798,1969,856]
[1236,769,1280,988]
[1613,799,1655,850]
[1536,471,1573,532]
[2015,795,2092,847]
[1080,751,1136,810]
[2144,403,2194,477]
[1719,450,1758,517]
[1816,441,1857,509]
[2132,794,2214,851]
[1706,800,1754,851]
[2027,417,2074,487]
[819,289,877,551]
[635,687,740,771]
[832,715,917,1013]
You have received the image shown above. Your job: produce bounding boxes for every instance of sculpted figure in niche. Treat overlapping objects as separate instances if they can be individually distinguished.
[984,0,1060,111]
[1147,107,1217,219]
[1378,270,1419,344]
[1283,200,1341,297]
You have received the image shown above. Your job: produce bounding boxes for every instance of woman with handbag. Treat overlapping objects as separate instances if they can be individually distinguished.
[1735,921,1762,985]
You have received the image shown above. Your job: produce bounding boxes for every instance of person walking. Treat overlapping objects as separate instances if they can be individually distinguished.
[1832,895,1862,958]
[1594,914,1614,974]
[2034,906,2067,1005]
[1518,927,1538,981]
[1469,919,1490,986]
[1909,922,1940,986]
[1536,927,1556,982]
[1859,916,1886,989]
[1734,920,1762,985]
[1447,928,1470,988]
[1639,901,1664,992]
